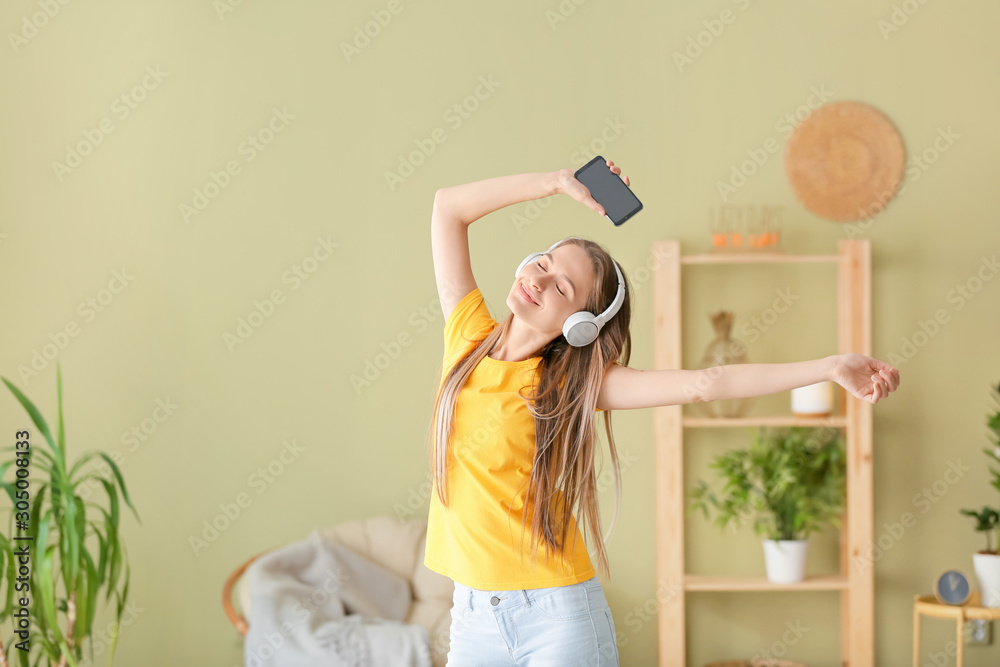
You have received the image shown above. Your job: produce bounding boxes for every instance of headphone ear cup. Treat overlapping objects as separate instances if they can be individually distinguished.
[515,252,543,278]
[562,311,599,347]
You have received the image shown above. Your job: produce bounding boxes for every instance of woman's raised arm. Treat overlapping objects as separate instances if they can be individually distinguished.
[434,171,561,226]
[431,171,558,320]
[431,161,628,320]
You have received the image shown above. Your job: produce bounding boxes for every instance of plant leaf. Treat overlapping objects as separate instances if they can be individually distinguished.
[94,452,140,524]
[57,362,65,454]
[0,375,62,468]
[38,543,65,647]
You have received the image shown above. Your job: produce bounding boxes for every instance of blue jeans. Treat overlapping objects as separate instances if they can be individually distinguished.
[445,575,620,666]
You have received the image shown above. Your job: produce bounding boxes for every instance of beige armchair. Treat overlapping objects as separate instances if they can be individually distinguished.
[223,515,455,667]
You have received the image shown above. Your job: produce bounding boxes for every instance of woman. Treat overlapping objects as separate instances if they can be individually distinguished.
[423,160,900,666]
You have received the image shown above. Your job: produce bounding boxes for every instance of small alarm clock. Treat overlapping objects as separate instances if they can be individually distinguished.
[934,570,972,606]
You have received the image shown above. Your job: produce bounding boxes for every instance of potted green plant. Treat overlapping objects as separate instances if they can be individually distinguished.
[959,380,1000,607]
[0,363,140,666]
[688,425,846,583]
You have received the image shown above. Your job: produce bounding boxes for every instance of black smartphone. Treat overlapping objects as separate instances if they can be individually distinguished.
[574,155,642,226]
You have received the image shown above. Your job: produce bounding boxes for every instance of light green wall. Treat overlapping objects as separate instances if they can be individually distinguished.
[1,0,997,665]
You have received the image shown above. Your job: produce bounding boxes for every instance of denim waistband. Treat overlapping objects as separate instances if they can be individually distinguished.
[454,575,602,612]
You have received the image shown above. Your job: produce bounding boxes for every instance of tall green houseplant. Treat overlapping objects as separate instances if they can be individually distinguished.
[959,380,1000,554]
[0,364,140,667]
[689,426,846,541]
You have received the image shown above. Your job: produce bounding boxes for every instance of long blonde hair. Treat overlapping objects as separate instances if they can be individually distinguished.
[427,237,632,580]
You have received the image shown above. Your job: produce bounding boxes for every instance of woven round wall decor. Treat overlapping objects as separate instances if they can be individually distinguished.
[784,100,906,222]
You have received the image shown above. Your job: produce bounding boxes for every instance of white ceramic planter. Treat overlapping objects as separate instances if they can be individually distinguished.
[973,552,1000,607]
[763,539,809,584]
[791,381,834,417]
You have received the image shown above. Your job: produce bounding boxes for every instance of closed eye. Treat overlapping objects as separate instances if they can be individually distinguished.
[540,261,566,297]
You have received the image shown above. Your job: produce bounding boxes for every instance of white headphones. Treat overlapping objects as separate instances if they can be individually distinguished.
[514,237,625,347]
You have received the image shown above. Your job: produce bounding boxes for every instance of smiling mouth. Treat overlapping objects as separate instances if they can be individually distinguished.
[519,284,539,305]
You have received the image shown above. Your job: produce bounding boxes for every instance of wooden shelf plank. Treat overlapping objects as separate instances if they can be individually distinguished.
[685,574,849,592]
[682,414,848,428]
[681,253,842,264]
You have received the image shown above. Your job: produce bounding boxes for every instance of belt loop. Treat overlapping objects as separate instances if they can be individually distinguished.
[520,589,530,607]
[468,588,473,611]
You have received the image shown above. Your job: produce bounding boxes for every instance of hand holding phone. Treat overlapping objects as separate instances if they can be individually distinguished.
[568,156,642,226]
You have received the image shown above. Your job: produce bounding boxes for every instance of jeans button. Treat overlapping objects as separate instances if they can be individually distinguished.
[490,596,500,606]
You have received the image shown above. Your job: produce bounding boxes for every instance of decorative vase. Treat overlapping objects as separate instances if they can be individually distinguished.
[973,552,1000,607]
[762,539,809,584]
[697,311,754,418]
[791,381,834,417]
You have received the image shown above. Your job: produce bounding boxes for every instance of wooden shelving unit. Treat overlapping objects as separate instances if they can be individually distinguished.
[652,240,874,667]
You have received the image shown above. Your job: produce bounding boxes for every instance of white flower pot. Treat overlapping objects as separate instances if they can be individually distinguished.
[763,539,809,584]
[791,381,834,417]
[973,552,1000,607]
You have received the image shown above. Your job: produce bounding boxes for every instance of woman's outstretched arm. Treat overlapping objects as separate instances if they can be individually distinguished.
[701,353,899,405]
[596,353,900,410]
[700,356,837,402]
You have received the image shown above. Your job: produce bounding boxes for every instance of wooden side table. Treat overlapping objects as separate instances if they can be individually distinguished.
[913,592,1000,666]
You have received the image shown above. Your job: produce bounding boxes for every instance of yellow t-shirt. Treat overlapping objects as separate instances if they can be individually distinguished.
[423,287,598,590]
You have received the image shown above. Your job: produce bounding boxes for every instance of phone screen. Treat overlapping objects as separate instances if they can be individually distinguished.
[574,156,642,226]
